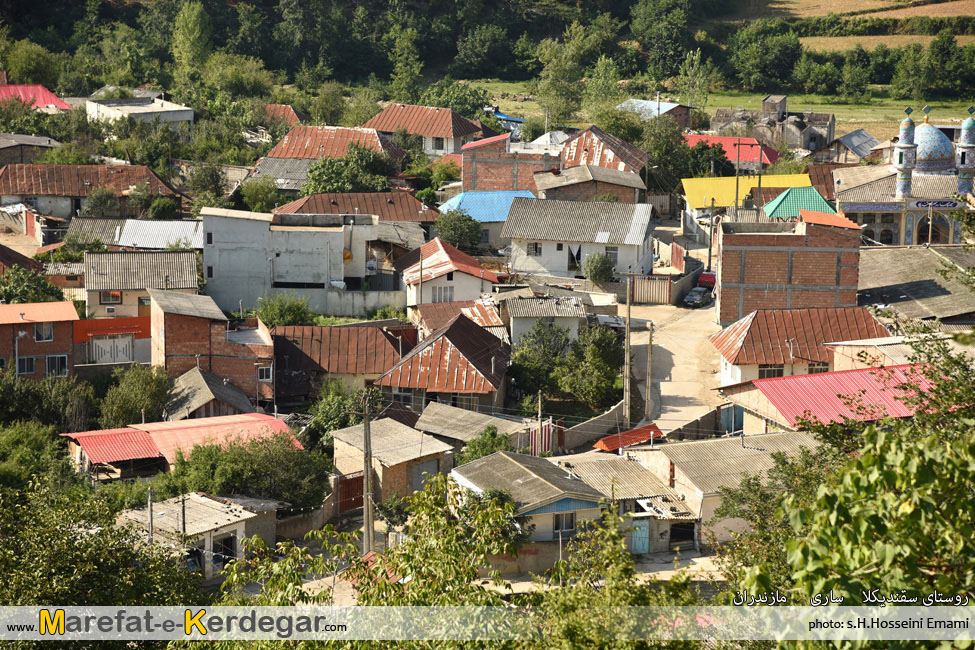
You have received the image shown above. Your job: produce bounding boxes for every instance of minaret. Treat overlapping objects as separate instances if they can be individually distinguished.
[957,106,975,195]
[892,107,917,200]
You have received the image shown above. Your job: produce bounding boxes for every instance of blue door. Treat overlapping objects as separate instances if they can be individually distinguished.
[631,519,650,554]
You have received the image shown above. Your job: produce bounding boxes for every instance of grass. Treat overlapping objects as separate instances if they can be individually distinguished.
[862,0,975,17]
[801,34,975,51]
[721,0,901,20]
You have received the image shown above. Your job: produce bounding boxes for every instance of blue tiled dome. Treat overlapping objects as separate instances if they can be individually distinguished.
[914,122,956,175]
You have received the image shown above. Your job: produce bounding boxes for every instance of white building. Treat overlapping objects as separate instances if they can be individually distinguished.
[363,104,482,158]
[396,237,498,307]
[499,296,587,345]
[502,198,655,278]
[86,98,194,130]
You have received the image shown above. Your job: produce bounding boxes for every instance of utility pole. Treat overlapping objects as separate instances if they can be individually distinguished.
[417,251,423,307]
[181,494,186,535]
[707,197,715,272]
[537,390,543,450]
[734,136,741,210]
[645,323,653,424]
[147,486,154,544]
[623,273,632,429]
[362,399,375,556]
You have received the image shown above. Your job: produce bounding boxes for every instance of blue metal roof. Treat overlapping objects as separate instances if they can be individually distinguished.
[492,111,525,124]
[439,190,535,223]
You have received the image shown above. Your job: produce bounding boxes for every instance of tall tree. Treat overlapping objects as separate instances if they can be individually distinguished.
[434,209,482,250]
[301,143,394,195]
[639,115,691,192]
[676,48,716,110]
[388,24,423,103]
[630,0,691,81]
[582,55,623,117]
[534,23,590,126]
[171,0,212,84]
[99,364,172,428]
[889,44,929,100]
[0,267,64,304]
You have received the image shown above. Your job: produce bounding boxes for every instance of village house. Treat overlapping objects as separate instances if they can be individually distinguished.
[682,134,778,174]
[711,95,835,151]
[414,401,532,453]
[616,99,692,128]
[532,165,645,203]
[71,315,151,366]
[332,417,453,504]
[461,132,560,192]
[503,198,655,278]
[811,128,881,164]
[710,306,892,386]
[44,262,84,291]
[0,133,60,165]
[149,289,275,407]
[83,251,197,319]
[164,367,256,420]
[825,334,971,371]
[0,84,71,112]
[409,298,507,341]
[438,190,535,249]
[363,103,483,158]
[85,97,194,129]
[272,192,439,236]
[375,314,510,414]
[201,207,423,315]
[499,296,588,345]
[272,323,416,400]
[761,187,837,220]
[0,164,178,219]
[560,126,650,174]
[0,242,43,275]
[396,237,499,307]
[263,103,310,127]
[0,301,78,379]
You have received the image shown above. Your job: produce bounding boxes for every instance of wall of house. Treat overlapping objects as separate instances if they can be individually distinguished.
[86,102,194,127]
[0,320,75,379]
[525,506,602,543]
[719,358,831,387]
[1,194,74,219]
[541,180,639,203]
[480,221,508,251]
[242,510,278,546]
[509,238,653,278]
[0,144,57,165]
[484,541,566,577]
[192,521,247,579]
[88,288,193,319]
[422,135,467,156]
[462,151,559,192]
[561,132,640,173]
[742,408,771,435]
[333,438,364,476]
[829,344,891,371]
[699,495,750,546]
[406,272,489,306]
[510,316,581,346]
[378,451,449,502]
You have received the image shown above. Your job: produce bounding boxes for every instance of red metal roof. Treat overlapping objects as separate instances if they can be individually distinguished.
[132,413,298,464]
[593,423,664,451]
[560,126,649,172]
[61,428,160,464]
[73,316,150,343]
[375,315,509,394]
[416,300,504,331]
[272,324,411,375]
[710,308,891,366]
[35,241,65,255]
[272,192,438,223]
[0,164,176,197]
[799,209,861,230]
[263,103,310,126]
[461,132,511,151]
[748,364,932,426]
[0,301,79,325]
[683,134,778,165]
[0,85,71,111]
[754,186,788,206]
[436,153,462,169]
[363,104,481,139]
[266,126,406,160]
[400,238,499,284]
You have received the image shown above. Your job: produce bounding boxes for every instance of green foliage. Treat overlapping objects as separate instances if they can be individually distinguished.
[5,40,58,88]
[304,382,381,451]
[839,62,870,103]
[368,305,407,321]
[148,196,179,220]
[0,422,76,491]
[534,23,588,125]
[420,80,492,121]
[582,252,615,283]
[729,20,802,91]
[374,493,409,529]
[582,55,623,118]
[33,231,104,264]
[239,175,282,213]
[456,425,515,466]
[0,369,95,432]
[688,141,735,177]
[80,185,119,218]
[639,114,690,193]
[510,320,571,396]
[34,142,92,165]
[434,209,482,250]
[555,325,624,409]
[414,187,436,205]
[300,143,394,194]
[520,119,545,143]
[430,157,461,189]
[171,1,211,83]
[388,24,422,103]
[201,52,276,98]
[99,364,172,429]
[631,0,691,81]
[792,52,841,95]
[592,192,621,203]
[310,81,346,125]
[451,25,515,79]
[255,292,315,327]
[591,107,644,144]
[188,164,228,196]
[0,266,64,304]
[676,48,716,109]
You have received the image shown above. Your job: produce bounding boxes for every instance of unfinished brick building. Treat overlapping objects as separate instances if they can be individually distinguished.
[715,213,861,326]
[461,134,559,192]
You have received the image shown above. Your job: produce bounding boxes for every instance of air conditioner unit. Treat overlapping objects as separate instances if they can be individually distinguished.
[105,307,115,313]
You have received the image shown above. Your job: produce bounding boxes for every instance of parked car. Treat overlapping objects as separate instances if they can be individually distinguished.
[682,287,713,308]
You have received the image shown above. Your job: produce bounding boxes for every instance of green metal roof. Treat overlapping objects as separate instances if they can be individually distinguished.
[761,186,835,219]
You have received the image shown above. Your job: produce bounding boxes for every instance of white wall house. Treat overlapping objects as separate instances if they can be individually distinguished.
[502,198,655,279]
[362,104,482,159]
[500,297,587,346]
[86,98,194,129]
[399,237,499,307]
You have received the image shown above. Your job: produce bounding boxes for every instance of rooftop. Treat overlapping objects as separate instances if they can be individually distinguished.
[682,134,778,166]
[461,132,511,151]
[266,125,406,160]
[681,174,811,210]
[84,251,198,292]
[592,422,664,452]
[331,418,452,466]
[130,413,296,464]
[858,246,975,320]
[0,133,61,149]
[0,301,79,325]
[561,126,649,171]
[263,103,311,126]
[272,192,438,223]
[806,163,858,202]
[502,197,654,246]
[798,209,860,230]
[414,401,531,443]
[762,186,836,220]
[249,157,318,191]
[824,334,972,366]
[505,296,587,319]
[362,104,481,139]
[61,428,160,464]
[616,99,686,121]
[413,300,505,331]
[148,289,227,321]
[0,242,44,274]
[834,166,960,202]
[118,492,255,537]
[0,84,71,111]
[439,191,536,224]
[399,238,499,285]
[165,367,255,420]
[533,164,646,192]
[833,128,881,158]
[0,164,176,198]
[272,324,410,376]
[551,453,678,502]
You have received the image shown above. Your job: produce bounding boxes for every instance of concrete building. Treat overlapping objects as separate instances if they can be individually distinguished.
[499,296,587,345]
[84,251,197,319]
[363,104,483,158]
[503,198,655,278]
[532,165,645,203]
[0,133,60,165]
[0,301,78,379]
[201,207,423,316]
[86,97,194,129]
[396,238,498,307]
[712,95,835,151]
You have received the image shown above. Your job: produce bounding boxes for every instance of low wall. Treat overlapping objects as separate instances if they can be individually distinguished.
[275,288,407,317]
[664,408,721,439]
[276,506,327,541]
[563,398,625,450]
[668,258,705,306]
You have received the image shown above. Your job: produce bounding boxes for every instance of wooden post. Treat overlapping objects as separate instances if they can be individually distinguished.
[362,400,374,556]
[147,487,154,544]
[537,390,542,453]
[645,323,653,422]
[623,274,632,429]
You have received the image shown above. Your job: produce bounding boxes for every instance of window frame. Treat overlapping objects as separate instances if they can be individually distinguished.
[34,322,54,342]
[553,512,577,538]
[807,362,829,374]
[604,246,619,267]
[757,363,784,379]
[99,291,122,305]
[206,232,213,245]
[433,136,445,151]
[45,355,68,377]
[17,356,35,376]
[527,242,542,257]
[257,366,272,382]
[207,265,213,279]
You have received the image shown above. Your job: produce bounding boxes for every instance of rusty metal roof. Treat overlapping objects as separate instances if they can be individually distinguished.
[415,300,504,332]
[263,103,310,126]
[0,164,176,197]
[60,428,160,464]
[593,423,664,452]
[273,192,438,223]
[266,126,406,160]
[710,307,891,366]
[806,163,858,201]
[399,238,499,284]
[0,243,43,273]
[132,413,296,464]
[363,103,481,139]
[272,324,409,376]
[376,315,509,394]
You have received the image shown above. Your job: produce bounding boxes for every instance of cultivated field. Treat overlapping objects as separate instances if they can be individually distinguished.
[801,33,975,50]
[864,0,975,17]
[721,0,900,20]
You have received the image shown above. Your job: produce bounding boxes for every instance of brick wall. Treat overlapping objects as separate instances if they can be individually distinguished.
[716,223,860,325]
[462,150,559,191]
[0,321,75,379]
[543,180,637,202]
[561,130,641,172]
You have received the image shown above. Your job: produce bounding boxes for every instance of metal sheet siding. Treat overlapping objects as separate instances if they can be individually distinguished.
[362,104,481,139]
[273,325,404,375]
[266,126,405,160]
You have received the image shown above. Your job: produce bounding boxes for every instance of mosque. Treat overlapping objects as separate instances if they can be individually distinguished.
[833,107,972,246]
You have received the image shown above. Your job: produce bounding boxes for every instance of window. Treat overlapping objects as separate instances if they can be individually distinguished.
[880,229,895,245]
[898,151,904,165]
[807,362,829,374]
[881,214,896,224]
[604,246,618,267]
[962,152,967,165]
[34,322,54,342]
[0,359,5,371]
[433,137,445,151]
[45,355,68,377]
[207,265,213,278]
[206,232,213,245]
[17,357,35,375]
[527,242,542,257]
[137,296,151,307]
[861,213,876,224]
[258,366,272,382]
[556,243,564,251]
[758,363,784,379]
[66,275,79,282]
[432,286,454,303]
[24,196,38,209]
[863,228,876,243]
[553,512,576,539]
[392,387,416,406]
[480,229,489,244]
[445,271,454,282]
[99,291,122,305]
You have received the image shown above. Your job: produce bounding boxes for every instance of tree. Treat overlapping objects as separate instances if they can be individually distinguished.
[889,44,928,101]
[239,175,282,212]
[451,25,514,79]
[4,40,58,88]
[311,81,346,125]
[583,251,615,283]
[300,143,394,195]
[201,52,275,98]
[925,29,959,96]
[630,0,691,81]
[80,185,119,218]
[33,231,104,264]
[434,209,482,250]
[534,24,587,126]
[148,196,178,220]
[34,142,92,165]
[255,291,315,326]
[429,157,461,190]
[555,325,625,409]
[420,81,491,121]
[99,364,172,429]
[688,141,734,178]
[388,24,422,103]
[676,48,716,110]
[839,62,870,103]
[171,1,212,83]
[188,164,228,196]
[456,425,515,465]
[582,55,622,117]
[304,382,381,451]
[520,119,545,142]
[729,20,802,91]
[510,321,571,396]
[640,114,691,192]
[373,493,409,549]
[341,88,382,127]
[0,266,64,304]
[0,422,76,491]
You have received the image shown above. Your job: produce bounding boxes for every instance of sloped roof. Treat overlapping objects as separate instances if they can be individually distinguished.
[266,126,406,160]
[834,128,880,158]
[414,300,504,331]
[66,218,126,244]
[273,192,438,223]
[710,308,891,366]
[249,157,318,191]
[461,132,510,151]
[0,243,43,273]
[806,163,858,201]
[561,126,649,171]
[415,401,530,443]
[0,85,71,111]
[533,165,646,192]
[61,428,159,464]
[762,186,835,219]
[506,297,587,319]
[44,262,83,276]
[0,301,79,325]
[131,413,296,464]
[399,238,499,284]
[376,400,420,428]
[681,174,811,210]
[166,367,255,420]
[834,167,958,202]
[798,209,860,230]
[0,133,60,149]
[272,324,407,376]
[362,104,481,139]
[552,453,678,502]
[593,423,664,452]
[148,289,227,321]
[0,164,176,197]
[858,246,975,320]
[502,197,653,245]
[682,134,778,165]
[263,103,311,126]
[85,251,198,291]
[376,314,510,394]
[116,219,204,249]
[332,418,452,466]
[452,451,603,515]
[616,99,685,120]
[439,191,535,223]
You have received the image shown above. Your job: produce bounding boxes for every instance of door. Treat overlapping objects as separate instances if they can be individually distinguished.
[410,459,439,492]
[669,522,696,552]
[137,296,151,317]
[91,334,134,364]
[338,471,363,512]
[631,519,650,555]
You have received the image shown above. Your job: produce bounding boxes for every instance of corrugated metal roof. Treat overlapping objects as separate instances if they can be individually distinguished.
[273,192,438,223]
[415,300,505,332]
[148,289,227,321]
[762,187,835,219]
[834,166,960,202]
[66,218,126,245]
[0,243,44,273]
[132,413,296,464]
[363,104,481,139]
[439,190,535,224]
[593,423,664,452]
[166,367,255,419]
[44,262,83,276]
[332,418,452,466]
[659,431,820,495]
[798,209,860,230]
[552,454,673,501]
[683,134,778,165]
[266,126,406,160]
[560,126,649,172]
[415,401,530,442]
[376,315,510,394]
[373,221,425,250]
[681,174,811,210]
[0,301,78,325]
[84,251,198,291]
[0,85,71,110]
[118,492,255,537]
[502,197,653,246]
[506,296,587,319]
[249,157,317,191]
[263,104,310,126]
[858,246,975,320]
[61,428,160,464]
[0,133,61,149]
[534,165,646,192]
[616,99,684,120]
[116,219,204,249]
[0,164,176,197]
[272,324,407,375]
[835,128,880,158]
[711,307,891,365]
[461,132,511,150]
[748,364,932,427]
[806,163,858,201]
[399,238,499,284]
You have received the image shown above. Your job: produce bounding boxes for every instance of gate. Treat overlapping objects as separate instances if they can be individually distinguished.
[91,334,134,364]
[338,471,363,513]
[632,275,670,304]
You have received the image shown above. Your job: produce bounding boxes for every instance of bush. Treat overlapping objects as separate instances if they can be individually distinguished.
[81,186,119,218]
[583,252,615,283]
[434,209,482,250]
[240,176,282,213]
[456,425,515,465]
[148,197,179,220]
[414,187,436,205]
[99,364,172,429]
[255,292,315,327]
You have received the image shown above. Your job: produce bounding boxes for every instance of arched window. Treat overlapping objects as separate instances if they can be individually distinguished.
[880,229,894,245]
[863,228,876,244]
